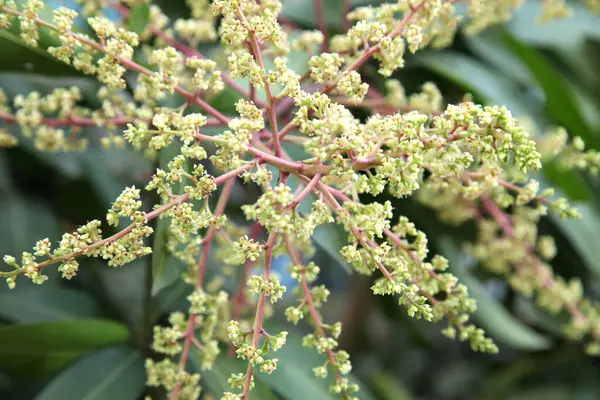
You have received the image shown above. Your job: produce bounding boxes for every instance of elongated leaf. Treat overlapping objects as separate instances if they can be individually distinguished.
[507,2,600,47]
[94,260,145,328]
[313,224,351,274]
[35,346,145,400]
[0,153,14,194]
[463,31,533,87]
[0,31,75,76]
[538,161,593,202]
[0,194,60,275]
[0,320,129,378]
[371,372,415,400]
[280,0,345,31]
[551,203,600,281]
[418,51,544,122]
[82,146,151,208]
[127,4,150,34]
[0,287,103,323]
[440,239,552,351]
[502,33,598,149]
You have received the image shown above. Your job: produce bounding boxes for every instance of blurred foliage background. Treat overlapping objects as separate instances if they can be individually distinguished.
[1,0,600,399]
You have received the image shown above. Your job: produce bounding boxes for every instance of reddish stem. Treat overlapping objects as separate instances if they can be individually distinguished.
[241,231,277,399]
[0,110,225,129]
[112,2,266,108]
[237,7,283,158]
[479,196,590,326]
[313,0,329,52]
[230,222,264,358]
[271,0,427,143]
[285,236,352,400]
[171,178,237,400]
[285,173,322,209]
[25,162,253,276]
[343,0,352,32]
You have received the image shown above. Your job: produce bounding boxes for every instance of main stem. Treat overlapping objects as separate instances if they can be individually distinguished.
[241,231,277,399]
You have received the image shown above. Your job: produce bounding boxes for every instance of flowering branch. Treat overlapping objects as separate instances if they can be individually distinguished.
[479,195,600,344]
[285,236,355,399]
[241,231,277,398]
[171,178,236,400]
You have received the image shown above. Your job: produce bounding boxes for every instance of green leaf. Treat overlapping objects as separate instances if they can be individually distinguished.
[196,353,278,400]
[35,346,145,400]
[209,87,244,115]
[551,203,600,281]
[537,162,592,202]
[501,32,598,149]
[440,239,552,351]
[507,2,600,47]
[0,194,60,268]
[417,51,544,122]
[0,153,14,194]
[463,31,533,87]
[280,0,345,31]
[82,146,152,208]
[371,372,415,400]
[0,31,75,76]
[127,4,151,34]
[0,287,103,324]
[0,319,129,379]
[313,224,351,274]
[93,260,145,328]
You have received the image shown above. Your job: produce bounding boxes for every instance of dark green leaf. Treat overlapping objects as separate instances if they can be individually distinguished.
[127,4,151,34]
[418,51,544,122]
[0,153,13,194]
[551,203,600,281]
[0,31,75,76]
[94,260,145,328]
[502,33,598,149]
[152,141,187,290]
[82,146,152,208]
[280,0,345,31]
[0,319,129,378]
[313,224,351,274]
[371,372,414,400]
[538,162,592,202]
[463,31,533,87]
[0,194,60,268]
[0,287,103,324]
[35,346,145,400]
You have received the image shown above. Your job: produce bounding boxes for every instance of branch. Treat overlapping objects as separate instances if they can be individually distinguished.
[0,5,231,126]
[237,7,283,158]
[313,0,329,52]
[241,231,277,398]
[273,0,428,142]
[111,2,266,108]
[0,110,225,129]
[479,196,599,339]
[0,163,254,279]
[285,236,352,400]
[171,178,237,400]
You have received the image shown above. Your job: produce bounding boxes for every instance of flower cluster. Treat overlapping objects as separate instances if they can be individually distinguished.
[2,1,600,399]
